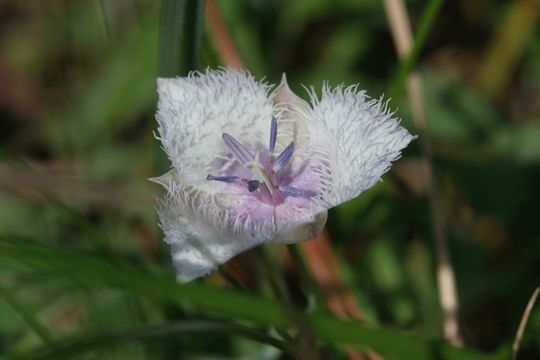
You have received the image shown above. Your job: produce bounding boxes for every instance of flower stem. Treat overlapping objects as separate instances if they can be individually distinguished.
[287,243,325,310]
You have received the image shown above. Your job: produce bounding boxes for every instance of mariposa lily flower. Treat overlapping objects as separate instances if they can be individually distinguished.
[152,68,414,282]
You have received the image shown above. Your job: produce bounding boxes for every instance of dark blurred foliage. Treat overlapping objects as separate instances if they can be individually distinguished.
[0,0,539,359]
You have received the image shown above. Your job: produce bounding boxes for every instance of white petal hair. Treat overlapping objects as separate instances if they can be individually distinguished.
[304,83,414,208]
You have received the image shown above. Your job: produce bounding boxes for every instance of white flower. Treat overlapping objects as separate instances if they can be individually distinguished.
[152,68,414,282]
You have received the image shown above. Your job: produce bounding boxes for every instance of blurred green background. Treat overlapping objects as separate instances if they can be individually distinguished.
[1,0,539,359]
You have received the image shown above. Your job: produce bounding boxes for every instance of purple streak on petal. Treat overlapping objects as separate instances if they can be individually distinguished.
[272,141,295,173]
[269,116,278,153]
[279,185,314,198]
[207,174,240,183]
[222,133,254,164]
[247,180,261,192]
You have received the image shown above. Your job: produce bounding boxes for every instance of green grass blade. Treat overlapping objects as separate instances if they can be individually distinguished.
[158,0,205,77]
[22,320,290,359]
[0,284,58,353]
[387,0,444,101]
[0,235,509,360]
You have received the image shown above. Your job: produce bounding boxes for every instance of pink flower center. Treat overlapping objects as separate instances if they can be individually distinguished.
[207,117,314,206]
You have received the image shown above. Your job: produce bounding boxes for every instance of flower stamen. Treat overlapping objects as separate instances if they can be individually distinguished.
[269,116,278,153]
[279,185,315,198]
[247,180,261,192]
[222,133,254,164]
[272,141,295,173]
[206,175,240,183]
[208,117,312,203]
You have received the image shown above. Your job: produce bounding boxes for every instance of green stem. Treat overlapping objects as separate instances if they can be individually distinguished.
[286,244,325,311]
[387,0,444,101]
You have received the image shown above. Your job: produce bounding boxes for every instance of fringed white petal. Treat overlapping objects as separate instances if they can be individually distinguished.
[156,68,275,187]
[271,74,311,173]
[155,171,267,282]
[306,84,415,208]
[156,171,327,282]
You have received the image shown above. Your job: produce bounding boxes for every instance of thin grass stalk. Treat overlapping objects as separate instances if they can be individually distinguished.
[21,320,292,359]
[387,0,444,101]
[0,236,508,360]
[477,0,540,100]
[382,0,464,347]
[0,284,59,352]
[206,0,244,68]
[511,287,540,360]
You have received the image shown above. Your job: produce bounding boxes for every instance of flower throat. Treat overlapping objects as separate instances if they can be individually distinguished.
[207,117,313,205]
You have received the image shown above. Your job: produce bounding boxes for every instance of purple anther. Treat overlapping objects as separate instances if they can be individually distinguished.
[207,175,240,183]
[279,185,314,198]
[272,141,295,173]
[269,116,278,153]
[247,180,261,192]
[222,133,254,164]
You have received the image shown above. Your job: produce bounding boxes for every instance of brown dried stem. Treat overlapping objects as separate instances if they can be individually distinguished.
[511,287,540,360]
[205,0,244,68]
[382,0,463,347]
